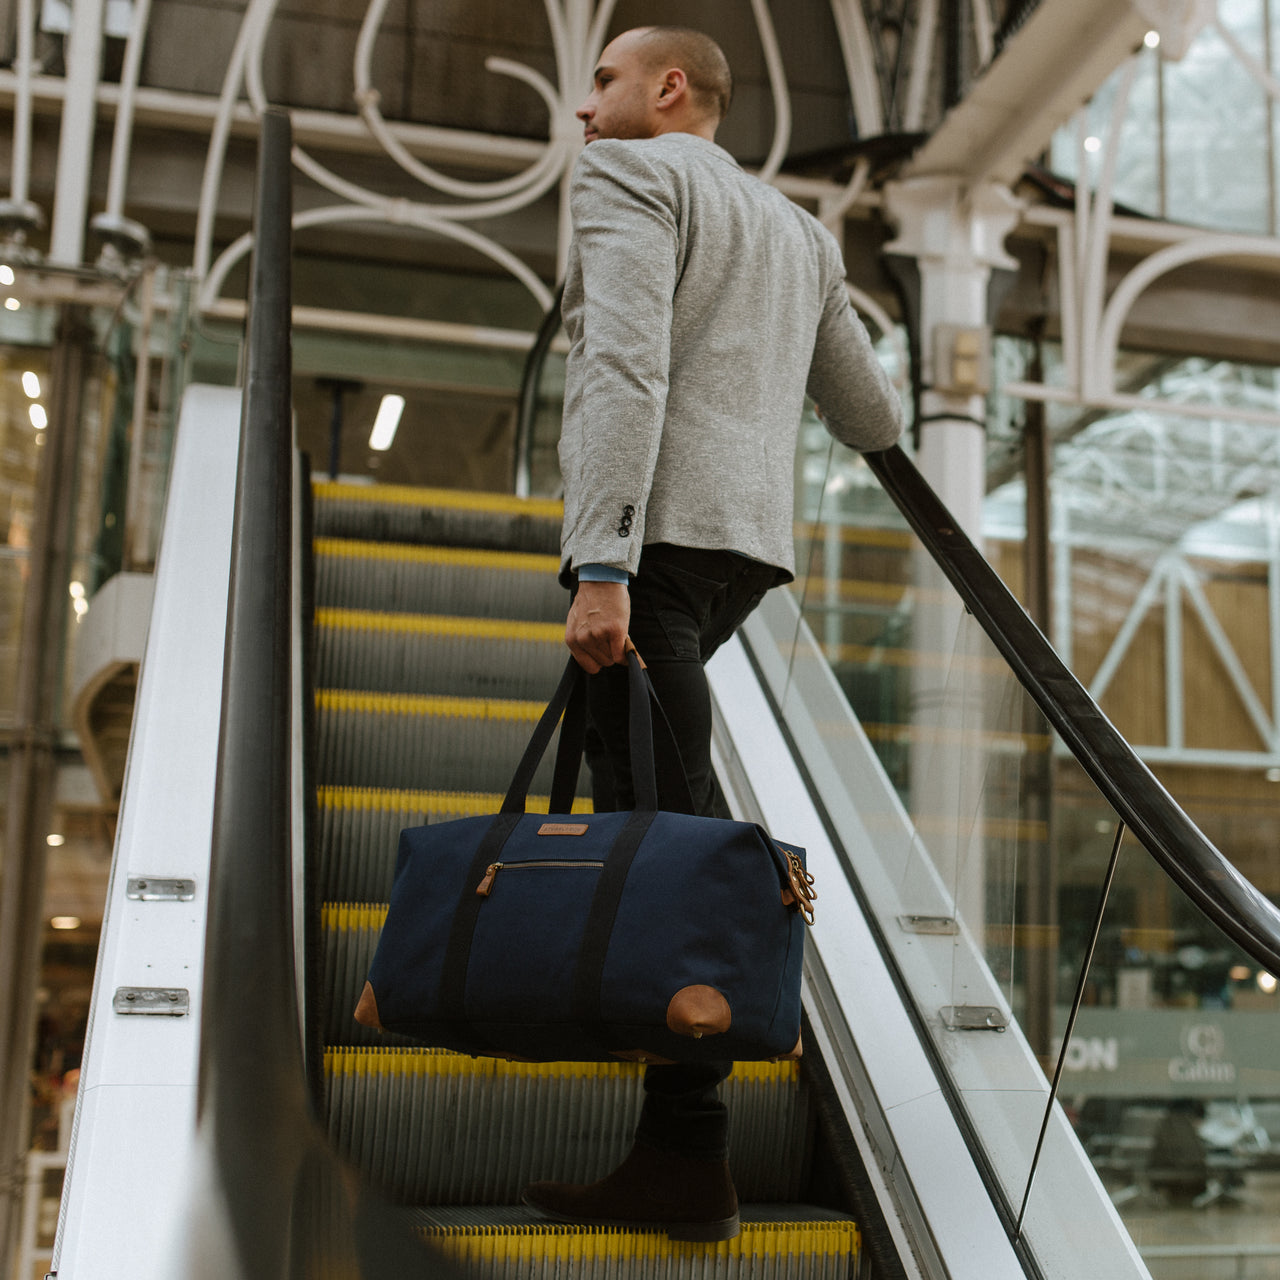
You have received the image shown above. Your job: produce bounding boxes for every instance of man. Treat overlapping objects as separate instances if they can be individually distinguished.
[522,26,903,1241]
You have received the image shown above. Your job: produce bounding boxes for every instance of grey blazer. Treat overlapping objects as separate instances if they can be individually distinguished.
[558,132,903,583]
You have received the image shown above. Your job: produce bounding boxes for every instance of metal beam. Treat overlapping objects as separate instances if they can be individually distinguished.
[903,0,1149,185]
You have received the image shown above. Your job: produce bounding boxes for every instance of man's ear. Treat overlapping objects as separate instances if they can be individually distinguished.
[655,67,688,109]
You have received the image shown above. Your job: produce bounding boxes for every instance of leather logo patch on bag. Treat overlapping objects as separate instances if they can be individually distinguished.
[538,823,589,836]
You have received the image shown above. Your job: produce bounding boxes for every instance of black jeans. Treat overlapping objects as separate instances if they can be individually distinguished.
[577,543,779,1161]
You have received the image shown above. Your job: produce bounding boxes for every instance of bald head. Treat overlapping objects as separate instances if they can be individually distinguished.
[634,27,733,124]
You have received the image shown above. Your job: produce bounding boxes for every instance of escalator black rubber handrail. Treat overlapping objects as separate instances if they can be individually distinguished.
[200,105,311,1274]
[198,108,457,1278]
[863,444,1280,974]
[512,282,566,496]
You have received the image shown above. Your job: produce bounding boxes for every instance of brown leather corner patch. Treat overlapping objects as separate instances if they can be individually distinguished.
[538,822,588,836]
[666,985,732,1038]
[353,981,383,1030]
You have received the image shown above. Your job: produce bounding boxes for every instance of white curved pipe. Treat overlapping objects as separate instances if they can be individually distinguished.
[904,0,939,132]
[10,0,35,206]
[1073,110,1090,295]
[199,202,554,314]
[971,0,995,68]
[353,1,566,197]
[828,0,883,137]
[246,7,569,226]
[585,0,620,72]
[354,18,566,201]
[287,128,570,224]
[820,156,871,231]
[543,0,573,103]
[103,0,152,219]
[1096,234,1280,396]
[1080,55,1138,398]
[751,0,792,184]
[193,0,279,279]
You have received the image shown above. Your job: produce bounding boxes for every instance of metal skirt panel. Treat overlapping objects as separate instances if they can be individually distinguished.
[324,1049,812,1206]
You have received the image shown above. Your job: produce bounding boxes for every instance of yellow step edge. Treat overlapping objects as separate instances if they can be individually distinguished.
[316,689,548,721]
[315,607,563,643]
[317,785,592,816]
[323,1045,800,1088]
[312,481,563,520]
[322,903,388,932]
[420,1221,859,1260]
[314,537,561,575]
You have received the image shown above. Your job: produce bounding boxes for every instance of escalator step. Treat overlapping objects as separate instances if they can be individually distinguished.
[317,787,592,904]
[315,539,564,621]
[315,691,565,793]
[315,608,565,700]
[414,1211,858,1280]
[325,1049,811,1206]
[312,482,563,555]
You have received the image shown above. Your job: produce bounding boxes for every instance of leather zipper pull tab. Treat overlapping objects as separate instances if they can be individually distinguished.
[782,849,816,925]
[476,863,501,897]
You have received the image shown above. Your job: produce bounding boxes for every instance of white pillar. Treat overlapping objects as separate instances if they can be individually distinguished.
[883,175,1022,549]
[49,0,107,265]
[881,175,1022,948]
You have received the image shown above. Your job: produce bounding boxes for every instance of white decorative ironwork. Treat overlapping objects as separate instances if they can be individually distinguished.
[192,0,817,316]
[0,0,1006,330]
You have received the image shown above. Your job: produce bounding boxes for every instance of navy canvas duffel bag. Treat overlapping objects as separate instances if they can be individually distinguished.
[354,647,815,1063]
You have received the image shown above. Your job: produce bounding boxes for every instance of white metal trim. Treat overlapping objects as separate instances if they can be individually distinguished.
[53,386,243,1280]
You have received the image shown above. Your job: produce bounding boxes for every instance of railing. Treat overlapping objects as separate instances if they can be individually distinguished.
[862,446,1280,975]
[194,106,448,1279]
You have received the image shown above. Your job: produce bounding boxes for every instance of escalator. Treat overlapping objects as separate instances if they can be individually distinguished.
[53,109,1280,1280]
[308,481,866,1277]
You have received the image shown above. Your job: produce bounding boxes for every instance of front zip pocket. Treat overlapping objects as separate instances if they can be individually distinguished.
[475,859,604,897]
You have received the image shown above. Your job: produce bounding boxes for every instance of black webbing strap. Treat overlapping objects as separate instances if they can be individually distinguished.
[626,651,659,810]
[620,648,696,814]
[500,657,581,813]
[548,669,586,814]
[570,807,656,1026]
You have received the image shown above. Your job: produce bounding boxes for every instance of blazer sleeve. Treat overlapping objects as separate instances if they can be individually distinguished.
[806,261,904,453]
[562,142,680,575]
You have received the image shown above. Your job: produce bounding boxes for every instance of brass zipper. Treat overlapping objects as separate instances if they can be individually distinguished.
[476,859,605,897]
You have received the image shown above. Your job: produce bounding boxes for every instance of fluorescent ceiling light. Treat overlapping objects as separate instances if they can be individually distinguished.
[22,371,39,397]
[0,266,14,285]
[29,403,47,429]
[369,394,405,451]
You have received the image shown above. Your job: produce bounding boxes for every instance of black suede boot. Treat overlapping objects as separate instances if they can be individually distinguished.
[522,1141,740,1242]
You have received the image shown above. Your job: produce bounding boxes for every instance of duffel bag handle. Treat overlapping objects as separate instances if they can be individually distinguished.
[499,645,695,816]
